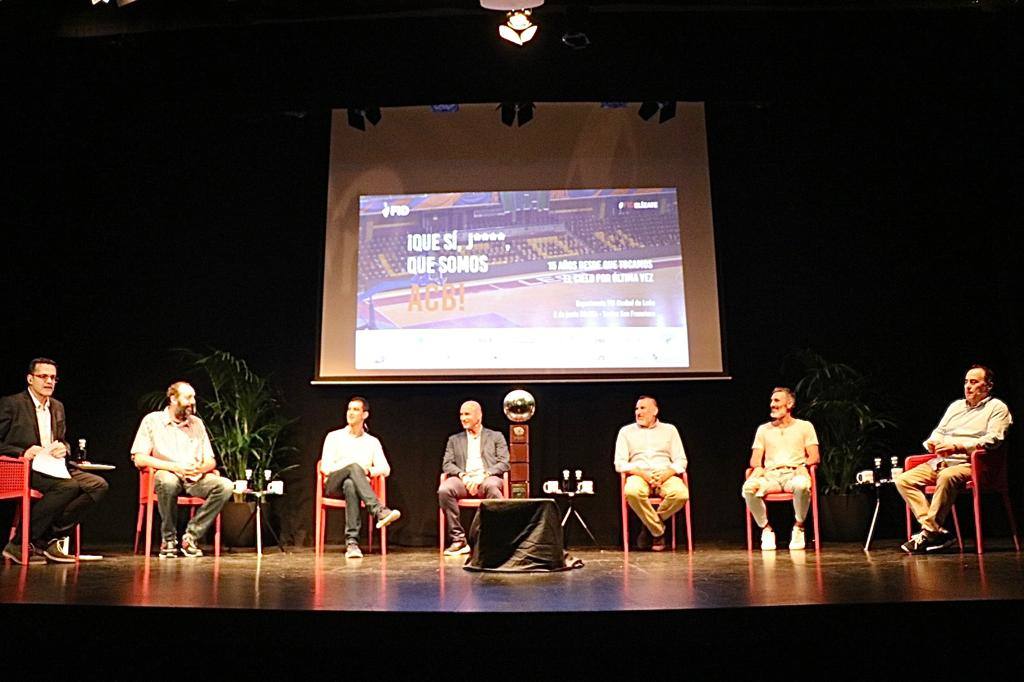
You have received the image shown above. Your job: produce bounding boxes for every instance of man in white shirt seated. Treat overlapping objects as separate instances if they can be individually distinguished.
[614,395,689,552]
[742,387,820,551]
[897,365,1012,554]
[320,396,400,559]
[438,400,509,556]
[131,381,234,558]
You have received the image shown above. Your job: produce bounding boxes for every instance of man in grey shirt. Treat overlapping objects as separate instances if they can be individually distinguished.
[896,365,1012,554]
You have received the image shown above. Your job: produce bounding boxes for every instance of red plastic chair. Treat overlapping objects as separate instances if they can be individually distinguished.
[903,446,1021,555]
[744,464,820,551]
[314,461,388,555]
[133,466,221,557]
[620,472,693,553]
[2,456,81,562]
[438,472,510,552]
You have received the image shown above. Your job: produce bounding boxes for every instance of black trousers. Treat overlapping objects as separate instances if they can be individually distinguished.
[13,469,109,545]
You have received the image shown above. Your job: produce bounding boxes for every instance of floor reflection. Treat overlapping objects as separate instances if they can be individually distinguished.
[3,544,1023,613]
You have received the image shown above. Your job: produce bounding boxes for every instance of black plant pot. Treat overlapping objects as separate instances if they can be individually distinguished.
[219,499,274,548]
[818,493,873,542]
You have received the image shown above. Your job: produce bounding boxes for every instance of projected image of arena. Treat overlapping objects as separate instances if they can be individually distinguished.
[355,188,688,370]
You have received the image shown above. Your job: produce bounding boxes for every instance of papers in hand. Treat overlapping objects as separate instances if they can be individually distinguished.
[31,442,71,479]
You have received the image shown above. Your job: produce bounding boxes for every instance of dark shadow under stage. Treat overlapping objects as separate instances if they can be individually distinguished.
[4,544,1024,670]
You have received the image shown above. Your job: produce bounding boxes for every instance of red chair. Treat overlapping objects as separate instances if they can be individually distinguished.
[620,472,693,553]
[2,456,81,562]
[134,466,222,557]
[314,461,388,555]
[903,446,1021,555]
[744,464,820,551]
[438,472,510,552]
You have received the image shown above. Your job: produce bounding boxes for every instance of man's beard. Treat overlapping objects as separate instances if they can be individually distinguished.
[173,405,195,420]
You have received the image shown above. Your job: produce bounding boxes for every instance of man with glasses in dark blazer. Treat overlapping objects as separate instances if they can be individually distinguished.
[1,358,108,564]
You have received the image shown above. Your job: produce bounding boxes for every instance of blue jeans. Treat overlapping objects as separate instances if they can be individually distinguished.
[154,470,233,543]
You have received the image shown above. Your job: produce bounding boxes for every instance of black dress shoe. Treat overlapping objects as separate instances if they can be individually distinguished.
[637,527,653,550]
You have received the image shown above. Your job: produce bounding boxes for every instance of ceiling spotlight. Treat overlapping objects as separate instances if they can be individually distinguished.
[561,31,590,50]
[499,103,516,127]
[516,102,535,126]
[657,101,677,123]
[498,102,535,127]
[638,101,660,121]
[347,107,381,131]
[637,101,677,123]
[499,10,538,46]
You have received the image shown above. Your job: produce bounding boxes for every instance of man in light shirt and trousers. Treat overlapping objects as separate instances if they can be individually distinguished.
[131,381,234,558]
[319,396,400,559]
[438,400,510,556]
[614,395,689,552]
[896,364,1012,554]
[742,387,820,551]
[1,358,108,564]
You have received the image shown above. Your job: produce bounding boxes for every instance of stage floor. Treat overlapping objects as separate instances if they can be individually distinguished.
[3,542,1023,612]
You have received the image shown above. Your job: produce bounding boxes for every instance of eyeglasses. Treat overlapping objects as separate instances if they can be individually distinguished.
[30,374,58,383]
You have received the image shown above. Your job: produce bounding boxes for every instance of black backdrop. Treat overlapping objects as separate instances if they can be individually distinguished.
[0,4,1019,547]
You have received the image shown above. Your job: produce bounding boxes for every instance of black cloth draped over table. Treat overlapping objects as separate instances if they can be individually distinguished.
[464,499,583,572]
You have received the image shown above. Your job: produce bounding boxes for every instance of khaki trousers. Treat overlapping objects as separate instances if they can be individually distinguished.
[624,475,689,537]
[895,461,972,533]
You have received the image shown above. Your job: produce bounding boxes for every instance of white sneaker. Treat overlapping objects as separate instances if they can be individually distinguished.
[789,526,806,550]
[345,542,363,559]
[760,527,776,551]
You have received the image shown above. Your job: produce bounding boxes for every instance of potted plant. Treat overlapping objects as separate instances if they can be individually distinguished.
[785,349,897,540]
[144,349,298,547]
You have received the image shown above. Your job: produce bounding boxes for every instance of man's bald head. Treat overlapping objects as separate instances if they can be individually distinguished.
[459,400,483,434]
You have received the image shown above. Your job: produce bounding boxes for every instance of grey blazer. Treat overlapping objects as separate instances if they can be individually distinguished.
[441,427,510,477]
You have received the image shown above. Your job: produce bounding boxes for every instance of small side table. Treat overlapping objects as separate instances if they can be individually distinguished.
[547,489,597,548]
[238,489,285,556]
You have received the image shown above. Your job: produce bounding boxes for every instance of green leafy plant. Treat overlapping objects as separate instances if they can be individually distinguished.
[785,349,897,495]
[141,349,298,491]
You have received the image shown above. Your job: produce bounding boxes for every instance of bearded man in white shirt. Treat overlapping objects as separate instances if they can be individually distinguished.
[320,397,401,559]
[897,365,1012,554]
[614,396,689,552]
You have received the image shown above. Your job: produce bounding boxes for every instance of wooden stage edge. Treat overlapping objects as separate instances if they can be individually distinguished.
[3,545,1023,670]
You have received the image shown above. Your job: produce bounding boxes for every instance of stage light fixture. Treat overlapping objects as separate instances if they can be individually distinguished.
[658,100,677,123]
[516,102,535,126]
[347,107,381,131]
[498,102,535,127]
[499,102,516,127]
[637,101,677,123]
[430,104,460,113]
[638,101,660,121]
[499,10,538,45]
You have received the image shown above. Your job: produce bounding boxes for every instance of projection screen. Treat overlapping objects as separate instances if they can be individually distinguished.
[317,103,725,383]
